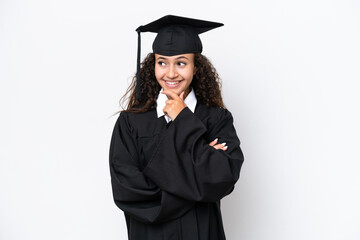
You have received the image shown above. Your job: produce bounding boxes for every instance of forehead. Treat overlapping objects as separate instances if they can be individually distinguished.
[155,53,195,60]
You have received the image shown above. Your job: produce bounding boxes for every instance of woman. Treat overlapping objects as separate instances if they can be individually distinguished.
[109,15,244,240]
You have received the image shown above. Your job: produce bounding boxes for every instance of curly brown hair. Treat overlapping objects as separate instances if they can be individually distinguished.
[116,53,224,114]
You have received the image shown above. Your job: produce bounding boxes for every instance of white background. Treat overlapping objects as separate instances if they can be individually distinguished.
[1,0,359,239]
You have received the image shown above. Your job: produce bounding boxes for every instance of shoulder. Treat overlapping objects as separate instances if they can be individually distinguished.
[116,109,157,127]
[116,109,159,137]
[193,102,236,140]
[195,102,233,123]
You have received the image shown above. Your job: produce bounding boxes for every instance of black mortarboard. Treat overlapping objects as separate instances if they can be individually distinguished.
[134,15,224,100]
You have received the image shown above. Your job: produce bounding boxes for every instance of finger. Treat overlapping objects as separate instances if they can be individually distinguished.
[161,90,173,100]
[220,142,228,151]
[179,91,185,100]
[165,99,174,105]
[162,90,180,101]
[213,143,224,150]
[209,138,218,147]
[213,142,227,150]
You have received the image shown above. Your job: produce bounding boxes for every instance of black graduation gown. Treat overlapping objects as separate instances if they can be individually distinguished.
[109,102,244,240]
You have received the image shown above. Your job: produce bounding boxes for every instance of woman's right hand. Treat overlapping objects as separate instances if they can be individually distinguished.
[209,138,227,151]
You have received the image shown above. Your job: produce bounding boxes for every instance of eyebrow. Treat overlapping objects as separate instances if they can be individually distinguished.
[156,56,189,60]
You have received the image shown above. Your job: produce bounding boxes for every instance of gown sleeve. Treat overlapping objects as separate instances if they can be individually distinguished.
[109,113,194,224]
[142,107,244,202]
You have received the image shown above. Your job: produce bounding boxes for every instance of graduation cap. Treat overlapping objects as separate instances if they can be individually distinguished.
[135,15,224,100]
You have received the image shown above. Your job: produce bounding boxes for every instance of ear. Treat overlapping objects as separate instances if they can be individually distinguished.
[193,67,197,75]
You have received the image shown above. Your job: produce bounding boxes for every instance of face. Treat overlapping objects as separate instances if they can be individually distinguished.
[155,53,196,97]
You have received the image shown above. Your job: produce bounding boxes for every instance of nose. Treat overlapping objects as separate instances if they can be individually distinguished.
[166,64,178,79]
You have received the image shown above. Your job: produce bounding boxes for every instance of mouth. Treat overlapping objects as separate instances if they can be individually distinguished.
[163,80,183,88]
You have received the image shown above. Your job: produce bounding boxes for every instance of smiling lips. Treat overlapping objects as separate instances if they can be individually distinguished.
[164,80,183,88]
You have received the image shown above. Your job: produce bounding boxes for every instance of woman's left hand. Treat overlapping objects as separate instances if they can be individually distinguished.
[162,90,187,121]
[209,138,228,151]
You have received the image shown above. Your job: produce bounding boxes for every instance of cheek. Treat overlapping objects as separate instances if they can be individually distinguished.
[154,66,163,81]
[183,68,195,82]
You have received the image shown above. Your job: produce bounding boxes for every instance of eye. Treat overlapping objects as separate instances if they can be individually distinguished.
[177,62,186,66]
[157,61,166,66]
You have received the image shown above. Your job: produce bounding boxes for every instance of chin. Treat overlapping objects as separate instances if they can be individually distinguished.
[163,87,182,95]
[173,89,182,95]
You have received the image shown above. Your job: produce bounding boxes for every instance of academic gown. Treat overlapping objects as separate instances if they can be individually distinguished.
[109,102,244,240]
